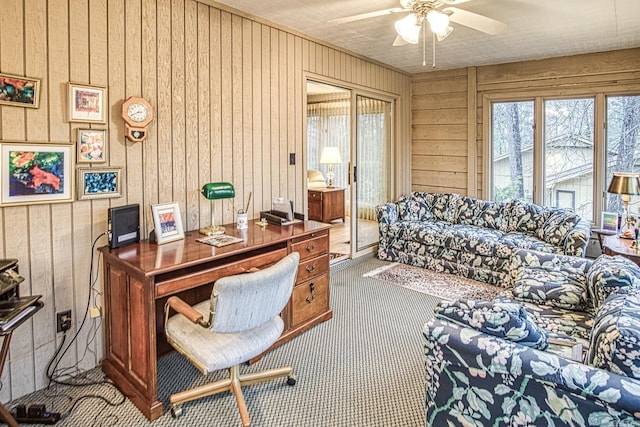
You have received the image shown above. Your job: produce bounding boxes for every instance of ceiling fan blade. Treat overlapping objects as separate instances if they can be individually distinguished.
[443,7,508,35]
[444,0,472,4]
[436,26,454,41]
[392,35,408,46]
[327,7,407,25]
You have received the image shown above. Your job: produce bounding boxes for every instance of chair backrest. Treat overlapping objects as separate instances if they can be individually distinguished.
[211,252,300,333]
[307,169,326,189]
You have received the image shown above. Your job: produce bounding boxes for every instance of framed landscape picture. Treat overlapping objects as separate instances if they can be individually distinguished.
[77,167,122,200]
[601,211,619,232]
[77,128,107,163]
[0,142,74,207]
[0,73,40,108]
[151,202,185,244]
[68,83,107,123]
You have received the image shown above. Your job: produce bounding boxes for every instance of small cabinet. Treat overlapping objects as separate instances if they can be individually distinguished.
[308,188,345,223]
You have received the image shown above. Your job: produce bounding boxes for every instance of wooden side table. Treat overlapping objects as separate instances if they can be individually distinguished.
[602,235,640,266]
[308,187,345,223]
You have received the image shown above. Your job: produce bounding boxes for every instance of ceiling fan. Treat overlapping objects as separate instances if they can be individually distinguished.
[328,0,507,67]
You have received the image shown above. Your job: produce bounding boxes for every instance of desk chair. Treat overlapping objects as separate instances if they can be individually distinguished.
[164,252,300,425]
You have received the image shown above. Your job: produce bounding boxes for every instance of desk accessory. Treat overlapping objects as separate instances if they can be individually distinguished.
[151,202,185,244]
[108,204,140,249]
[196,234,244,247]
[199,182,235,235]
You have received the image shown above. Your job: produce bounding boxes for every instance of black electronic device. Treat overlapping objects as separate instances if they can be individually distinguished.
[108,204,140,249]
[12,404,60,424]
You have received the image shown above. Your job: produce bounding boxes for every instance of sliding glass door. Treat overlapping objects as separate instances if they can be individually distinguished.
[354,95,392,253]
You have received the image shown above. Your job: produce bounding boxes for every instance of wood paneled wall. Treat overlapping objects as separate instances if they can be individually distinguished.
[0,0,411,401]
[411,47,640,199]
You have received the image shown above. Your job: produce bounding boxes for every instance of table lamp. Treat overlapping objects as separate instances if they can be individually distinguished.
[607,172,640,240]
[199,182,235,235]
[319,147,342,188]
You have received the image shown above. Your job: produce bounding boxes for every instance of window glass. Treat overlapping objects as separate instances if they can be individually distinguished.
[491,101,534,202]
[543,98,594,221]
[604,95,640,217]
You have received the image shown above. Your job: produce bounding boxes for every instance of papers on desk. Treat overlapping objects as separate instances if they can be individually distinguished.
[0,303,39,333]
[196,234,244,247]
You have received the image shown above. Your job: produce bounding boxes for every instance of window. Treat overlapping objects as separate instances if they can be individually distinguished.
[555,190,575,211]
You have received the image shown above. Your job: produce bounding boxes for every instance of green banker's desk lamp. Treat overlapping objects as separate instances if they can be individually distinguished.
[199,182,235,235]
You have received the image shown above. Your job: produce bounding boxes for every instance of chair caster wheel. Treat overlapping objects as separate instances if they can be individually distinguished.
[171,405,183,418]
[287,375,297,386]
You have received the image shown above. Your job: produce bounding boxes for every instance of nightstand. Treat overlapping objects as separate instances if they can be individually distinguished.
[602,235,640,266]
[308,188,345,223]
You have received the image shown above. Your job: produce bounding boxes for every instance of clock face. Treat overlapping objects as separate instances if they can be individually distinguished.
[127,103,148,122]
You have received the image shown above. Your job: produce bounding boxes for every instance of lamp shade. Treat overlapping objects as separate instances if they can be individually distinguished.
[319,147,342,165]
[607,173,640,195]
[426,10,449,35]
[394,14,421,44]
[201,182,235,200]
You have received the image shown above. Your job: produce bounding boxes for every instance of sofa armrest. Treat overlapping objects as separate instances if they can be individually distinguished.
[376,202,399,226]
[424,318,640,426]
[563,218,591,256]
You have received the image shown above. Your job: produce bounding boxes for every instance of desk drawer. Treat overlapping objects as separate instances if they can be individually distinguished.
[156,248,287,297]
[291,274,329,327]
[291,234,328,261]
[296,254,328,283]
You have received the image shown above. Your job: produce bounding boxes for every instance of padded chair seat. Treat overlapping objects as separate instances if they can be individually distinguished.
[166,299,284,374]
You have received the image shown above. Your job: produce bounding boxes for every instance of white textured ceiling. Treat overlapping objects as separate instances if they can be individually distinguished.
[213,0,640,74]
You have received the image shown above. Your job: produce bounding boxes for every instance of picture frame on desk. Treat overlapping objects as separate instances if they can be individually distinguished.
[151,202,185,244]
[601,211,619,232]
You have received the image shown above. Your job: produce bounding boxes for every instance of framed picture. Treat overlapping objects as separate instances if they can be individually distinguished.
[0,142,74,207]
[77,167,122,200]
[601,211,619,232]
[77,129,107,163]
[68,83,107,123]
[0,73,40,108]
[151,202,185,244]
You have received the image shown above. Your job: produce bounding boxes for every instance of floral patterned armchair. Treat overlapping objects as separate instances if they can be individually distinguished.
[423,252,640,426]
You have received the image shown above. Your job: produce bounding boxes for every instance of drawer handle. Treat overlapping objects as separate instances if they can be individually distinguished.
[305,283,317,303]
[305,263,317,273]
[305,243,317,252]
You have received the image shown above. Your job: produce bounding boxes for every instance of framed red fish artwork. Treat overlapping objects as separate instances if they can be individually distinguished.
[0,142,74,206]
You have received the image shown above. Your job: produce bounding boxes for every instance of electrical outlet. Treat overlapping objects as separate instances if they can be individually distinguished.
[89,306,101,318]
[56,310,72,333]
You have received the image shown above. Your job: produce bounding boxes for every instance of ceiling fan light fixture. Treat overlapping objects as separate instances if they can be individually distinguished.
[394,14,421,44]
[426,10,450,35]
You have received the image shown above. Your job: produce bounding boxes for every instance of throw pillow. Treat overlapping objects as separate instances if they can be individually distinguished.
[587,288,640,380]
[508,199,549,234]
[434,299,549,349]
[512,265,589,311]
[537,208,580,246]
[430,193,461,223]
[586,254,640,310]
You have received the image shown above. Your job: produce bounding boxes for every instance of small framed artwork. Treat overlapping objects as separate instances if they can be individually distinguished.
[0,142,74,207]
[151,202,185,244]
[68,82,107,123]
[77,129,107,163]
[77,167,122,200]
[0,73,40,108]
[601,211,619,232]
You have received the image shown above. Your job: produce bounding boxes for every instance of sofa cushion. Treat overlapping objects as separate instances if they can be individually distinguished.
[512,264,589,311]
[434,299,549,349]
[456,197,509,231]
[507,199,550,234]
[496,233,560,255]
[587,288,640,379]
[586,254,640,310]
[439,225,503,256]
[399,193,433,222]
[537,208,580,246]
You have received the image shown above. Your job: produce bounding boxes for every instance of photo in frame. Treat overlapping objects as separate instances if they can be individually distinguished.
[77,128,107,163]
[601,211,619,232]
[0,73,40,108]
[151,202,185,244]
[68,83,107,123]
[0,142,74,207]
[77,167,122,200]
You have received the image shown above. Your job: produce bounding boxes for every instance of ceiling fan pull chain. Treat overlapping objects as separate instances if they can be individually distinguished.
[422,23,427,67]
[432,32,437,68]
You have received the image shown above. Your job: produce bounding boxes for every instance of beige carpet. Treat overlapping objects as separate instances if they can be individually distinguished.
[364,262,503,301]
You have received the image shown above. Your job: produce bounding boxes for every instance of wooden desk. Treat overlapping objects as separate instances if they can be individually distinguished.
[99,220,332,420]
[602,235,640,266]
[308,187,345,223]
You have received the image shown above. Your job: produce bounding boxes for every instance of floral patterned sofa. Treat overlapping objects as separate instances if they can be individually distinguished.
[376,192,591,287]
[423,250,640,426]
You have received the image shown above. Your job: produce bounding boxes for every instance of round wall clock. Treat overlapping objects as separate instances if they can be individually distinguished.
[121,96,154,142]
